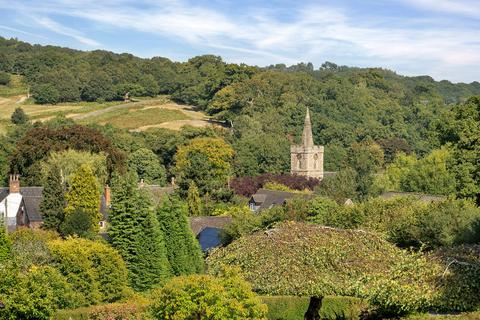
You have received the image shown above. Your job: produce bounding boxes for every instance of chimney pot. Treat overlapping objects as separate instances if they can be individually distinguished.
[9,174,20,193]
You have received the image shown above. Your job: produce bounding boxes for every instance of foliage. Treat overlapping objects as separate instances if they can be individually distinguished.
[175,137,234,200]
[108,172,171,291]
[148,270,268,320]
[208,222,441,317]
[48,237,130,305]
[0,264,82,320]
[315,168,358,203]
[10,124,125,186]
[231,173,320,197]
[377,148,457,196]
[127,147,166,185]
[187,181,202,216]
[64,164,101,232]
[0,71,10,85]
[59,209,95,239]
[10,107,28,125]
[261,296,310,320]
[156,196,204,276]
[0,219,10,263]
[8,228,57,271]
[32,83,60,104]
[41,149,108,189]
[441,96,480,203]
[430,245,480,312]
[39,163,66,231]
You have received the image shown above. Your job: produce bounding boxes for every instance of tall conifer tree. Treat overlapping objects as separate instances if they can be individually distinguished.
[40,164,66,231]
[157,196,204,276]
[64,164,101,231]
[187,181,202,216]
[108,172,171,291]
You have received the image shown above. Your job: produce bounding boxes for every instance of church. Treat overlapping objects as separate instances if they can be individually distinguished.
[290,108,324,179]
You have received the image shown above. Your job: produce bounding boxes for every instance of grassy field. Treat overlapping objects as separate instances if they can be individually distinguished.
[0,76,215,133]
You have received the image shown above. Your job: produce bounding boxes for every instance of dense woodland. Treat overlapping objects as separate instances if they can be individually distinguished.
[1,36,480,319]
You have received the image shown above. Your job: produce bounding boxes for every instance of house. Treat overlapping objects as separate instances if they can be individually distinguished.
[0,175,111,231]
[379,191,446,203]
[189,216,232,252]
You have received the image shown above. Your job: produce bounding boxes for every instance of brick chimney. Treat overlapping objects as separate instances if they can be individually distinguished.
[104,185,111,207]
[9,174,20,194]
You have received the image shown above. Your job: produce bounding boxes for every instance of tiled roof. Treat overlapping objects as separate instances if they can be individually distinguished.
[189,216,232,236]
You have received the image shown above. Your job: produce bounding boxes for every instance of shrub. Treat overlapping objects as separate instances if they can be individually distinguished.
[0,265,81,320]
[59,209,96,239]
[10,107,28,125]
[320,296,368,320]
[148,270,268,320]
[431,245,480,312]
[0,71,10,85]
[0,219,10,263]
[231,173,320,197]
[9,228,57,271]
[33,83,60,104]
[48,238,130,305]
[261,296,309,320]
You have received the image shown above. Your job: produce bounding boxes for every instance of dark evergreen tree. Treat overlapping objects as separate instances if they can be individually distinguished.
[108,172,171,291]
[10,107,28,125]
[157,196,204,276]
[40,165,65,231]
[59,208,95,239]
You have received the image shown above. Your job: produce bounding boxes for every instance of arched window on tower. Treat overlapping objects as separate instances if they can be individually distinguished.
[313,153,318,169]
[297,154,303,169]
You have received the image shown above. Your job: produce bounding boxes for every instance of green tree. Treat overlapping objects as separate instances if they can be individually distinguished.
[108,172,171,291]
[139,74,159,97]
[148,270,268,320]
[128,148,166,185]
[187,181,202,216]
[175,137,234,200]
[64,164,101,232]
[0,71,10,85]
[157,196,204,276]
[81,71,115,102]
[32,83,60,104]
[40,164,66,231]
[442,96,480,202]
[10,107,28,125]
[208,221,441,319]
[59,209,95,238]
[0,219,10,263]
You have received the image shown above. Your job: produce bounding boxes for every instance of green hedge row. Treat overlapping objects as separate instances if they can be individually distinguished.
[261,295,367,320]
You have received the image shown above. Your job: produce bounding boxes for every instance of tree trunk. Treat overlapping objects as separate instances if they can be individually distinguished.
[304,296,323,320]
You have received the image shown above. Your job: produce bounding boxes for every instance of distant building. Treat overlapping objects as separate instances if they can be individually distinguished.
[0,175,110,231]
[248,188,315,212]
[291,108,324,179]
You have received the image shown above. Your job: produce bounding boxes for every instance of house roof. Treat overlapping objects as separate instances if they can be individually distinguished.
[249,188,314,211]
[189,216,232,236]
[379,191,446,202]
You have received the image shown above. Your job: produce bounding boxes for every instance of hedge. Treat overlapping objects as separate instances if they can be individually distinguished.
[261,295,368,320]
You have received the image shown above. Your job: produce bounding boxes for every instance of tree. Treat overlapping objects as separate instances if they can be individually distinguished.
[0,219,10,263]
[108,172,171,291]
[41,149,108,189]
[208,222,441,319]
[187,181,202,216]
[139,74,159,97]
[316,168,357,203]
[59,209,95,238]
[64,164,101,232]
[39,164,66,231]
[127,148,166,185]
[81,71,115,102]
[441,96,480,203]
[157,196,204,276]
[10,107,28,125]
[0,71,10,85]
[32,83,60,104]
[148,270,267,320]
[175,137,234,200]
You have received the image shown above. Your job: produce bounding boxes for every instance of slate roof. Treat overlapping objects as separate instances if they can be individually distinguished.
[189,216,232,236]
[249,188,314,211]
[379,191,446,202]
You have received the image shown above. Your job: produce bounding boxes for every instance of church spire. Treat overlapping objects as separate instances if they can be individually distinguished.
[301,108,314,147]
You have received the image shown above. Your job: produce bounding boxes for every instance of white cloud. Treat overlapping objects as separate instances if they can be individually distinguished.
[32,16,101,46]
[0,0,478,82]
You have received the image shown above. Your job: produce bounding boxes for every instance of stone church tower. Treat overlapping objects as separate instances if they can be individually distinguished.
[290,108,324,179]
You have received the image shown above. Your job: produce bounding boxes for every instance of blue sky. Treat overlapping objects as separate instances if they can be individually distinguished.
[0,0,479,83]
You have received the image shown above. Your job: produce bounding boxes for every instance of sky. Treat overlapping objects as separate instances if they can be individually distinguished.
[0,0,479,83]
